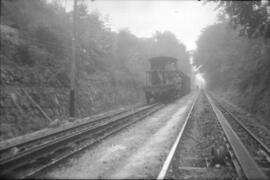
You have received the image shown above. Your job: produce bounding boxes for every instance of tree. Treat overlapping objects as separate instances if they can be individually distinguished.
[194,21,270,117]
[215,0,270,42]
[35,26,64,57]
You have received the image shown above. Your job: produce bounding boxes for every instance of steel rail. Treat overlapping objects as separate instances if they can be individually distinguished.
[22,104,163,179]
[0,104,145,160]
[0,108,131,173]
[0,103,162,178]
[0,104,155,174]
[210,94,270,157]
[156,92,199,180]
[206,93,268,180]
[0,108,128,153]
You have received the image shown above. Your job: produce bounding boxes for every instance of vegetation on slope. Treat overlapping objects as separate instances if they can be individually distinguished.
[195,1,270,119]
[194,22,270,119]
[0,0,190,140]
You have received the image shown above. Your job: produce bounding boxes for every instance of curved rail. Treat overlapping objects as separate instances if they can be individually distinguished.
[0,103,163,178]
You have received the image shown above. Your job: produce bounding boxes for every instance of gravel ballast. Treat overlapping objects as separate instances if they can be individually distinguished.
[165,92,237,179]
[42,92,196,179]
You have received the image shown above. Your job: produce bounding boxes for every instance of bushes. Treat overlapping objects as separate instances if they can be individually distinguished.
[16,44,35,66]
[195,23,270,119]
[35,26,65,57]
[1,0,191,140]
[55,71,70,87]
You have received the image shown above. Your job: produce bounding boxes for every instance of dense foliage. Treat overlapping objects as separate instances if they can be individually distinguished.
[0,0,190,139]
[194,22,270,119]
[194,0,270,119]
[215,0,270,41]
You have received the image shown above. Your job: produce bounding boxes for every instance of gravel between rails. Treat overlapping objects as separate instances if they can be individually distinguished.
[217,104,270,178]
[165,92,237,179]
[213,94,270,149]
[38,92,197,179]
[219,108,267,159]
[225,105,270,150]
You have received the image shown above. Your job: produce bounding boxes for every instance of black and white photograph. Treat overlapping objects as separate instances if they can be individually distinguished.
[0,0,269,179]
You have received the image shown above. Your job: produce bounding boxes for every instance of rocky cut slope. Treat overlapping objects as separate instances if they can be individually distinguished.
[0,23,144,140]
[0,0,143,140]
[0,0,191,140]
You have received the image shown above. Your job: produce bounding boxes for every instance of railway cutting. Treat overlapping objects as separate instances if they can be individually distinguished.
[1,2,270,178]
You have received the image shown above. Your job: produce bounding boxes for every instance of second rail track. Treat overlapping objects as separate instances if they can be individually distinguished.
[157,90,269,179]
[0,103,163,178]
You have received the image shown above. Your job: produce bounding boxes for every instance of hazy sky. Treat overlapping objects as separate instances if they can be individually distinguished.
[83,0,219,51]
[56,0,219,50]
[49,0,214,84]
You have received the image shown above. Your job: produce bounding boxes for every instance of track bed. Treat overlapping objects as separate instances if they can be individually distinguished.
[165,92,237,179]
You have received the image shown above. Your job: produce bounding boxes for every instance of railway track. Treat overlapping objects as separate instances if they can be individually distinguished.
[157,91,269,179]
[209,93,270,179]
[212,94,270,150]
[157,91,200,179]
[0,103,163,179]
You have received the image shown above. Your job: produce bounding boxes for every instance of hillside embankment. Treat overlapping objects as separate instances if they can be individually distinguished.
[0,0,191,140]
[0,23,144,140]
[194,23,270,121]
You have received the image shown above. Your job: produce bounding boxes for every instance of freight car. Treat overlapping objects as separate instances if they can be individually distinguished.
[144,56,190,104]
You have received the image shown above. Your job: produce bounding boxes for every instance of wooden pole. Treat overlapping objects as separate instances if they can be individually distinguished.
[69,0,78,117]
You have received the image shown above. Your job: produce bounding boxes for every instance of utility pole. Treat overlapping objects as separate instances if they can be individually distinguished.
[70,0,78,117]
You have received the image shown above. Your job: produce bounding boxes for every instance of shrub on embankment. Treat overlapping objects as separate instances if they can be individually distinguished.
[194,23,270,120]
[0,0,190,140]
